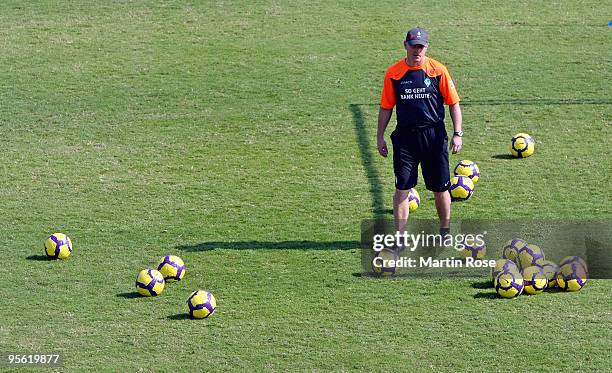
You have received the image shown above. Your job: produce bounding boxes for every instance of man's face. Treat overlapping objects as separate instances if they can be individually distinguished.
[404,42,428,65]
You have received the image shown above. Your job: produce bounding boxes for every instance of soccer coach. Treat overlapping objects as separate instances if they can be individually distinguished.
[377,27,463,237]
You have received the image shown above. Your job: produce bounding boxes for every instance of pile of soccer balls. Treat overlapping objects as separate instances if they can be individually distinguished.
[491,238,588,299]
[44,233,216,319]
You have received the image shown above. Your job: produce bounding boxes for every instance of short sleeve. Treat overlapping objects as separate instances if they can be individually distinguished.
[380,69,396,110]
[439,67,460,105]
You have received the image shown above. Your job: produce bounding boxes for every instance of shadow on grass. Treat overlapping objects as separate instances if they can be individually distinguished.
[373,208,394,215]
[473,292,498,299]
[26,255,50,261]
[349,104,386,219]
[471,280,492,289]
[116,292,141,299]
[491,154,515,160]
[167,313,189,320]
[543,287,566,294]
[177,240,360,252]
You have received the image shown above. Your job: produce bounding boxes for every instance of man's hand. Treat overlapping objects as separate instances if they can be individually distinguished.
[377,138,388,157]
[450,135,462,154]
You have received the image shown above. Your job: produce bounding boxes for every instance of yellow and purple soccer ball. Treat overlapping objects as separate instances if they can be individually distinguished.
[372,248,398,276]
[449,176,474,201]
[557,257,588,292]
[187,290,217,319]
[517,244,545,270]
[559,256,588,274]
[157,255,186,282]
[510,133,535,158]
[540,260,559,288]
[408,188,420,213]
[44,233,73,259]
[494,271,524,298]
[458,236,486,259]
[491,259,520,283]
[502,238,528,262]
[135,269,165,297]
[522,266,548,295]
[453,160,480,183]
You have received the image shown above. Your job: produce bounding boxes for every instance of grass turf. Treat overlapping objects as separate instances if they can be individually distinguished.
[0,1,610,371]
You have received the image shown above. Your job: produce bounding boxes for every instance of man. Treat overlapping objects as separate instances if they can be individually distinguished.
[377,27,463,238]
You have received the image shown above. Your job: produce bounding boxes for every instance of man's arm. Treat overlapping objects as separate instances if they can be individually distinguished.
[377,107,393,157]
[449,103,462,154]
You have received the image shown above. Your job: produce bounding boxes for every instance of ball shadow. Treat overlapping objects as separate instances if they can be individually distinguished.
[543,287,565,294]
[491,154,515,160]
[26,255,50,261]
[473,292,498,299]
[116,292,141,299]
[167,313,190,320]
[471,280,492,289]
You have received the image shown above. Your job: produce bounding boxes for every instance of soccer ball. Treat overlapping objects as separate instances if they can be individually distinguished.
[458,236,486,259]
[540,260,559,288]
[494,271,524,298]
[157,255,186,282]
[517,244,545,270]
[453,160,480,183]
[44,233,73,259]
[559,256,588,274]
[557,258,588,292]
[510,133,535,158]
[522,266,548,295]
[491,259,520,283]
[502,238,528,262]
[408,188,420,213]
[449,176,474,201]
[187,290,217,319]
[372,248,398,276]
[135,269,165,297]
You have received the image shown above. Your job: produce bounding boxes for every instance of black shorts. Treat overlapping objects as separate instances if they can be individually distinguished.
[390,125,451,192]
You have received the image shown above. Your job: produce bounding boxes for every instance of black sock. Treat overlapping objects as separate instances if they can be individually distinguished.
[440,227,450,236]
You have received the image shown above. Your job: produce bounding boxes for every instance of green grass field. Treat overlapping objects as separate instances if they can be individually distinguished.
[1,1,611,371]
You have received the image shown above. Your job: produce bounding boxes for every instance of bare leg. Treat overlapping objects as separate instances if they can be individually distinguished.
[433,191,451,230]
[394,189,410,233]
